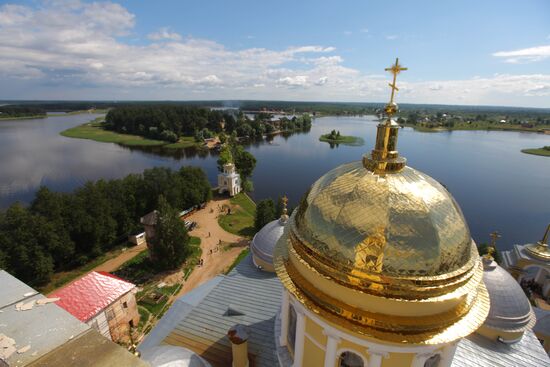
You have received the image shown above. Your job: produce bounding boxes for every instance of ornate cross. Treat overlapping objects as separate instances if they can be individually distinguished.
[385,58,408,108]
[489,231,501,248]
[282,195,288,209]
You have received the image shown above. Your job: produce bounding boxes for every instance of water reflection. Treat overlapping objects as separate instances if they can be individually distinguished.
[0,114,549,251]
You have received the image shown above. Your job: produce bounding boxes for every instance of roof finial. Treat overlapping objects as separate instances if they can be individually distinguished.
[280,195,289,223]
[525,223,550,261]
[384,58,408,118]
[489,231,501,249]
[541,223,550,246]
[363,58,407,174]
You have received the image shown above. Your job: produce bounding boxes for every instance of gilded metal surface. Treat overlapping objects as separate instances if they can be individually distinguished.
[525,223,550,261]
[363,58,408,173]
[274,226,491,344]
[289,226,482,300]
[271,57,491,343]
[295,161,472,278]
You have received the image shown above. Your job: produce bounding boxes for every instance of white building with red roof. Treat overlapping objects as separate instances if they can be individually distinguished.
[51,271,140,344]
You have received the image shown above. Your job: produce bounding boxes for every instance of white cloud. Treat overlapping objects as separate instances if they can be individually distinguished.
[385,35,398,40]
[360,28,369,33]
[493,45,550,63]
[277,75,308,87]
[0,1,548,107]
[147,27,182,41]
[315,76,328,86]
[343,31,352,36]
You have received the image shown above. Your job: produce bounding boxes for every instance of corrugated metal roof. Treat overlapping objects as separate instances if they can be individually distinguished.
[0,270,147,367]
[139,276,224,352]
[145,256,549,367]
[51,271,136,322]
[157,255,282,367]
[452,330,549,367]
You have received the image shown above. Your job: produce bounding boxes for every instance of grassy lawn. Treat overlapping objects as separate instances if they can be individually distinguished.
[224,248,250,275]
[137,283,182,319]
[61,119,200,149]
[218,193,256,238]
[61,119,167,147]
[40,244,129,294]
[163,136,197,149]
[319,133,364,146]
[521,147,550,157]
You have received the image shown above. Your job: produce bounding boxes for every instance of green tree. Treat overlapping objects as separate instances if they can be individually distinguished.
[0,204,54,285]
[233,145,257,180]
[217,144,234,172]
[254,199,276,232]
[150,196,190,270]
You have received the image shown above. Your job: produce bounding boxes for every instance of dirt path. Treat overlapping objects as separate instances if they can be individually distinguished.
[172,197,248,298]
[93,242,147,272]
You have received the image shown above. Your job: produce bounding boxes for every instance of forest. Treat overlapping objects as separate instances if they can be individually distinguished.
[0,106,46,118]
[104,105,312,142]
[0,166,212,286]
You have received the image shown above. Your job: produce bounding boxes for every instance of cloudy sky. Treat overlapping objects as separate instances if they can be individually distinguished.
[0,0,549,107]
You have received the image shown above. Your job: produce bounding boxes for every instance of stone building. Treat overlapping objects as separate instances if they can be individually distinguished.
[52,271,140,344]
[218,163,241,197]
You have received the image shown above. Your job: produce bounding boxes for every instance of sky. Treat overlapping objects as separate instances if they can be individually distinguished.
[0,0,549,107]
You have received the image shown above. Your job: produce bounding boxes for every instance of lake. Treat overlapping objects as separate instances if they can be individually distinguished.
[1,113,549,251]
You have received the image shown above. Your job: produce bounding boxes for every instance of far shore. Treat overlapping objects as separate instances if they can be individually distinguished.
[521,147,550,157]
[402,122,549,134]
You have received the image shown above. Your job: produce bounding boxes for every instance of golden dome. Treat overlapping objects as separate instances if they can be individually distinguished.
[294,162,472,279]
[274,58,490,345]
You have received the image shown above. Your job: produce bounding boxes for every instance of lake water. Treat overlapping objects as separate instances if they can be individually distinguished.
[1,113,549,251]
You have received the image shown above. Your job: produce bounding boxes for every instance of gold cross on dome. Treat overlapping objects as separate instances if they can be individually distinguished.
[282,195,288,208]
[385,58,407,105]
[489,231,501,248]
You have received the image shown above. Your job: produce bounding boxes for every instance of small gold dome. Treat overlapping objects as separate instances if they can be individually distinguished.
[294,161,472,278]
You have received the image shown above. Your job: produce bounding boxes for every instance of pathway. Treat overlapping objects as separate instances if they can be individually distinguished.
[92,242,147,273]
[172,197,248,298]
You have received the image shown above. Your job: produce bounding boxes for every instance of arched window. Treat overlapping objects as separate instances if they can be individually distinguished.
[338,351,364,367]
[287,305,297,352]
[424,354,441,367]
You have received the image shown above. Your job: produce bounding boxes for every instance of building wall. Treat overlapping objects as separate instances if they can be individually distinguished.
[104,289,140,344]
[279,290,456,367]
[87,310,111,341]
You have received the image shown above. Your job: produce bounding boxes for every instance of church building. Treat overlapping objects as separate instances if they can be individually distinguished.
[218,162,241,197]
[139,59,549,367]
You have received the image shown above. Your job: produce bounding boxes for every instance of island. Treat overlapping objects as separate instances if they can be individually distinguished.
[521,146,550,157]
[60,105,312,149]
[319,130,364,146]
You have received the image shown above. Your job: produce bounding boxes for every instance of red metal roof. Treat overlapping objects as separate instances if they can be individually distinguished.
[51,271,136,322]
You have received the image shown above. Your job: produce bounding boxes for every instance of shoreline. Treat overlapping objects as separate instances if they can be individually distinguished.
[521,148,550,157]
[402,123,549,134]
[60,118,199,149]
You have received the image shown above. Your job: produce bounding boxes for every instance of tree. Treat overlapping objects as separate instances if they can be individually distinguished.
[254,199,276,232]
[233,145,257,180]
[150,196,190,270]
[217,144,234,172]
[0,204,54,285]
